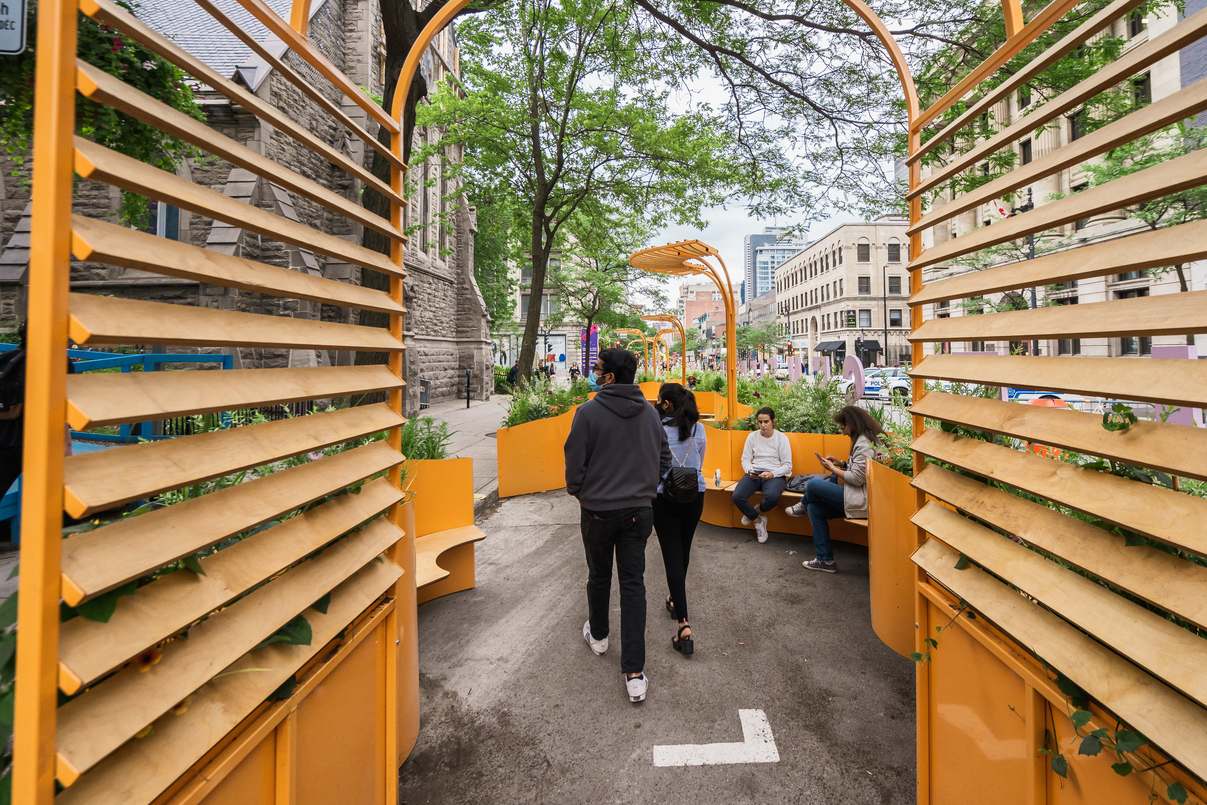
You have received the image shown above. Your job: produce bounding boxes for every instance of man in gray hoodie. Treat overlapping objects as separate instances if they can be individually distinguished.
[565,347,670,703]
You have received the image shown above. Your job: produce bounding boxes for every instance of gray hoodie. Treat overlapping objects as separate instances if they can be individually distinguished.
[564,384,671,511]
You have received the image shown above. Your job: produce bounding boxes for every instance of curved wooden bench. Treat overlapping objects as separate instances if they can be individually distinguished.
[415,525,485,605]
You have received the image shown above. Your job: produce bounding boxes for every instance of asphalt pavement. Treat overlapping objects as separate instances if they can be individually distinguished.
[399,489,916,805]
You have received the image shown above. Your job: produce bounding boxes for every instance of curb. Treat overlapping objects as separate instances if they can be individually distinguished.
[473,480,500,519]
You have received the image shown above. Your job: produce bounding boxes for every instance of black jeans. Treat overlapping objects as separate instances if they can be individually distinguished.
[731,475,788,521]
[652,493,705,623]
[581,505,653,673]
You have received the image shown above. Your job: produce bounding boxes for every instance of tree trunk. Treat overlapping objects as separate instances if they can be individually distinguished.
[515,198,550,382]
[1173,262,1193,346]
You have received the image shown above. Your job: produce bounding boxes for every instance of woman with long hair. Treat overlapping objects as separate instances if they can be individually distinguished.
[653,383,707,656]
[787,405,884,573]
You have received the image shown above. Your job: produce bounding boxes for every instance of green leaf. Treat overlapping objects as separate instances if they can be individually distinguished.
[1113,729,1145,754]
[270,675,297,702]
[1123,531,1148,547]
[909,652,924,662]
[253,615,312,651]
[1051,754,1068,778]
[5,562,17,581]
[181,555,206,576]
[1070,710,1092,729]
[1111,762,1133,776]
[1077,734,1103,756]
[0,688,12,726]
[312,592,331,615]
[1167,782,1188,804]
[0,592,17,631]
[1055,673,1090,710]
[72,581,137,624]
[923,638,938,649]
[954,553,971,570]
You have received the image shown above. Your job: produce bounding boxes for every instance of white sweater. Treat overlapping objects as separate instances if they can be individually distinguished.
[741,430,793,477]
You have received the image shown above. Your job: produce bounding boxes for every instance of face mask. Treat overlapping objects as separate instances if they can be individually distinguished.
[588,372,602,391]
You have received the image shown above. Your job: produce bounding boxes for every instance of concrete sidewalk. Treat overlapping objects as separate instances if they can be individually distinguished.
[417,397,509,515]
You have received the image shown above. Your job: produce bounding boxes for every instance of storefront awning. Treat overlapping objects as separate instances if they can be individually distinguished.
[859,339,882,352]
[814,340,845,352]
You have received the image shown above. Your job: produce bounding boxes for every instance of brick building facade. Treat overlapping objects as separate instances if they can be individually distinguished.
[0,0,492,411]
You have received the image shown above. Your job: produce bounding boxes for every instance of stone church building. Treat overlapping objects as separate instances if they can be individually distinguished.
[0,0,492,411]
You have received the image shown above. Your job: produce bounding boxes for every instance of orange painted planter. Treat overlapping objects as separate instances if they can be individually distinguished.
[407,458,477,605]
[396,497,419,763]
[866,461,915,658]
[496,406,579,498]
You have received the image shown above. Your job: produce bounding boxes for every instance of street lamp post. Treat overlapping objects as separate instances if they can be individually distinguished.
[1011,187,1038,356]
[882,263,888,367]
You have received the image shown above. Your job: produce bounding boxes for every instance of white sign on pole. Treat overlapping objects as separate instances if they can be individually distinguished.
[0,0,27,55]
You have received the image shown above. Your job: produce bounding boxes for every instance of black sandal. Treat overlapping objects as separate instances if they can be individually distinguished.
[672,622,694,656]
[666,596,676,619]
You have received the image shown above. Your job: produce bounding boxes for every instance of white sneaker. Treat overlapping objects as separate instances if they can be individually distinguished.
[583,620,607,656]
[755,516,769,543]
[714,469,722,488]
[625,672,648,703]
[741,514,754,526]
[786,502,806,517]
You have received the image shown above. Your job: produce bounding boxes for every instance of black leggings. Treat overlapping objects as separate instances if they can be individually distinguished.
[652,493,705,623]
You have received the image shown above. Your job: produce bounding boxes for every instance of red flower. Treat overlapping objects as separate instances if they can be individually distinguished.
[753,391,761,398]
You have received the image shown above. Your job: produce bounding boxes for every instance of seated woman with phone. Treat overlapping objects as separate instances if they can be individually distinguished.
[787,405,884,574]
[730,407,793,544]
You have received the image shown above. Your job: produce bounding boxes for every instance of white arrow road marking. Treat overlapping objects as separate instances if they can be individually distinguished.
[652,709,780,767]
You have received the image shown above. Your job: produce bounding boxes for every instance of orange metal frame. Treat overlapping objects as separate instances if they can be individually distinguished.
[641,314,688,387]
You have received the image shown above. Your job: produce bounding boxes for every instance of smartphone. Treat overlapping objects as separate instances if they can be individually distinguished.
[814,451,825,463]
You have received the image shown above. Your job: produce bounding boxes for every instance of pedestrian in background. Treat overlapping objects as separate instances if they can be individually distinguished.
[652,383,706,657]
[565,348,670,703]
[730,407,792,544]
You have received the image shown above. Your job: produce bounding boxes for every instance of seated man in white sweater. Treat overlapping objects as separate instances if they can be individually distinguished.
[731,407,793,543]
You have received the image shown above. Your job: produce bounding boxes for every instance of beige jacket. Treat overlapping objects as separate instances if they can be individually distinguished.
[842,435,878,519]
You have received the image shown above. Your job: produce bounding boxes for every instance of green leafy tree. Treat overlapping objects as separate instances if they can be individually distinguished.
[471,195,519,323]
[0,0,204,226]
[416,0,733,378]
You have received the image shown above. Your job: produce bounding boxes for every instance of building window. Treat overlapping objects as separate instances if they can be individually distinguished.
[1055,297,1079,355]
[520,294,558,318]
[858,310,872,327]
[1117,289,1150,354]
[839,246,843,264]
[839,279,843,296]
[1133,73,1152,108]
[889,309,903,327]
[1117,270,1146,281]
[144,200,181,241]
[858,277,871,295]
[887,242,901,262]
[857,242,870,262]
[1018,84,1031,109]
[1020,138,1032,165]
[888,276,901,295]
[1069,110,1086,142]
[1129,9,1146,37]
[845,311,856,328]
[936,300,950,319]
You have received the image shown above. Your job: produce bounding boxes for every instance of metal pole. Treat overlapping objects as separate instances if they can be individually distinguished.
[883,263,889,367]
[466,368,471,408]
[1029,230,1038,356]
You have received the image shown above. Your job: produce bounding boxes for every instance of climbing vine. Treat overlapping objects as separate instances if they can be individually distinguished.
[0,0,204,228]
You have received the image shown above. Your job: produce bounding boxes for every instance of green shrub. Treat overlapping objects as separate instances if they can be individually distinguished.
[501,378,589,428]
[398,416,455,461]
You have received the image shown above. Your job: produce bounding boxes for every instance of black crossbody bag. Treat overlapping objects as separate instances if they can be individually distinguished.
[663,425,699,504]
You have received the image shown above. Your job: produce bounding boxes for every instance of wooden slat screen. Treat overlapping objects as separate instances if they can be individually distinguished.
[908,1,1207,794]
[15,0,412,800]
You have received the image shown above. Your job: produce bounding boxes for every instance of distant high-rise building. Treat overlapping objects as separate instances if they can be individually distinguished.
[739,280,746,305]
[744,226,808,300]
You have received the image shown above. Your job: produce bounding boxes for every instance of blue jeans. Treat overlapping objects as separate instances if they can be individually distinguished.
[805,477,845,562]
[731,475,788,521]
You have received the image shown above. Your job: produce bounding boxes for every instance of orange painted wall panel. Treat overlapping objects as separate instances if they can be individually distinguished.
[198,732,276,805]
[296,628,386,805]
[396,498,419,763]
[497,406,578,498]
[867,461,915,658]
[407,457,473,537]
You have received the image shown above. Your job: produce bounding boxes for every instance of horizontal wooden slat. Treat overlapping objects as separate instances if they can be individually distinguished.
[66,365,403,431]
[911,143,1207,271]
[232,0,399,134]
[912,537,1207,783]
[75,61,403,241]
[62,446,400,605]
[69,293,404,352]
[415,525,486,587]
[911,288,1207,342]
[63,402,400,518]
[911,428,1207,555]
[910,354,1207,409]
[910,76,1207,235]
[78,0,405,207]
[915,502,1207,707]
[73,137,401,279]
[56,517,403,778]
[71,216,404,315]
[55,561,400,804]
[909,217,1207,306]
[192,0,406,171]
[911,0,1085,133]
[909,5,1207,200]
[913,464,1207,629]
[907,0,1144,167]
[911,392,1207,482]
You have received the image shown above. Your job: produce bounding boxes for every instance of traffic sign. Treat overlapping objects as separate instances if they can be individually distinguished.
[0,0,27,55]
